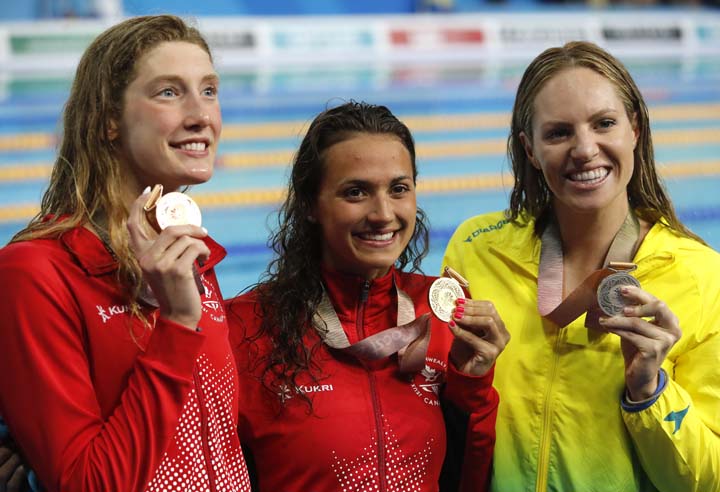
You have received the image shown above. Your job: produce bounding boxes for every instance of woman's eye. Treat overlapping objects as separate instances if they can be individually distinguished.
[545,128,569,140]
[598,119,616,129]
[345,188,365,198]
[203,86,218,97]
[159,88,177,97]
[391,184,410,195]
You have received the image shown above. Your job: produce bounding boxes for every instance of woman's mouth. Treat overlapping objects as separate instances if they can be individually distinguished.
[567,167,609,185]
[358,231,395,241]
[178,141,207,151]
[171,140,210,155]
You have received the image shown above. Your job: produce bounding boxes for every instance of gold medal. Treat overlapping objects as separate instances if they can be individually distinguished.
[428,277,465,322]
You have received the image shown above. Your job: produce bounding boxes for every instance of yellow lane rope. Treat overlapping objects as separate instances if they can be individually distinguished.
[0,160,718,224]
[1,102,719,152]
[2,127,719,182]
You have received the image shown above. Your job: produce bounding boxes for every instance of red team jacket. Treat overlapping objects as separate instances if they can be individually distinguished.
[0,226,250,492]
[227,267,498,492]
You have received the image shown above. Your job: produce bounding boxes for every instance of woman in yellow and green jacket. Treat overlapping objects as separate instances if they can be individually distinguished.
[443,41,720,492]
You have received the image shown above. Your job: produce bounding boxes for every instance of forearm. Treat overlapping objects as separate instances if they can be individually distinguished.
[443,363,498,492]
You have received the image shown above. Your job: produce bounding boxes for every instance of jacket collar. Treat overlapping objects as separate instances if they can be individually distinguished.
[320,265,396,323]
[483,213,676,280]
[60,225,226,277]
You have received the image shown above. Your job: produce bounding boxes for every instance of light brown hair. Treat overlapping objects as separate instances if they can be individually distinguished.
[507,41,700,241]
[12,15,213,314]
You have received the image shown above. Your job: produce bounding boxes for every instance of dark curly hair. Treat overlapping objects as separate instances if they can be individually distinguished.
[245,101,429,406]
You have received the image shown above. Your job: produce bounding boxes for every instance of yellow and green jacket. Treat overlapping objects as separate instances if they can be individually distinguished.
[442,210,720,492]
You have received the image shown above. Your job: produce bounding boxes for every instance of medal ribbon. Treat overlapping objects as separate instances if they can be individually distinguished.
[537,212,640,328]
[313,281,430,373]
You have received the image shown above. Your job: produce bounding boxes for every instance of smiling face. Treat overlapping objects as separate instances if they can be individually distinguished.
[313,133,417,280]
[521,67,637,221]
[115,41,221,196]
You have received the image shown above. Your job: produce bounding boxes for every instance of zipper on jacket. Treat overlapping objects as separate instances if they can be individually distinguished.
[536,326,562,492]
[360,280,370,303]
[357,280,387,492]
[194,370,218,491]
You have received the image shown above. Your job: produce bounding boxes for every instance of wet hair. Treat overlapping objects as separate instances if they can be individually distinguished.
[507,40,700,241]
[11,15,212,317]
[237,101,429,405]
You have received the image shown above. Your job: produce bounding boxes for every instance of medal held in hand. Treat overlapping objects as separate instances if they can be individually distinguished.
[597,265,641,317]
[143,184,202,231]
[429,268,468,322]
[141,184,205,298]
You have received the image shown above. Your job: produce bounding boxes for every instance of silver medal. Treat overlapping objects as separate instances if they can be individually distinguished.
[155,192,202,230]
[429,277,465,322]
[597,271,641,316]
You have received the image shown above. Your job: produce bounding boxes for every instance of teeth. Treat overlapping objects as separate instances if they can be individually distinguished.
[179,142,206,151]
[360,232,394,241]
[569,168,608,182]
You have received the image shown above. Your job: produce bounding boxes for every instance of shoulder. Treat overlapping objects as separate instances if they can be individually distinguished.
[447,210,529,246]
[0,237,69,277]
[644,224,720,281]
[444,210,537,262]
[640,225,720,327]
[0,238,82,320]
[671,233,720,293]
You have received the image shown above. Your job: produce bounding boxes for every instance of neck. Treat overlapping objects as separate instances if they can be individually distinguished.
[320,261,392,281]
[555,201,630,270]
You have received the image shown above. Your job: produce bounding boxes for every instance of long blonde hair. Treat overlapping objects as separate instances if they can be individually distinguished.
[12,15,213,313]
[507,41,701,242]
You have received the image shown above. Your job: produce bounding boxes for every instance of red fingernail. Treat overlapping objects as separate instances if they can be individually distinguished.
[455,306,465,314]
[449,320,456,328]
[456,298,466,305]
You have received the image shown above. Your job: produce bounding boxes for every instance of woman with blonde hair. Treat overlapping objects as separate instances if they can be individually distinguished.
[443,41,720,491]
[0,15,250,491]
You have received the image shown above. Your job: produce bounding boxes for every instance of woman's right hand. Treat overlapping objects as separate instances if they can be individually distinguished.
[126,189,210,330]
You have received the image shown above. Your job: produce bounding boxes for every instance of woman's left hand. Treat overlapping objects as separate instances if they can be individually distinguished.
[448,299,510,377]
[599,285,682,401]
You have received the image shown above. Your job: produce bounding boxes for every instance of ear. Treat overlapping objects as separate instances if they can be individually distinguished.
[107,119,119,141]
[308,203,319,224]
[630,112,639,149]
[519,131,540,170]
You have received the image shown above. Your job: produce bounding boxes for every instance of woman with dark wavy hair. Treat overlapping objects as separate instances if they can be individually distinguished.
[227,101,508,492]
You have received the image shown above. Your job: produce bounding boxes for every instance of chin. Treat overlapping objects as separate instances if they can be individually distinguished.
[186,168,214,185]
